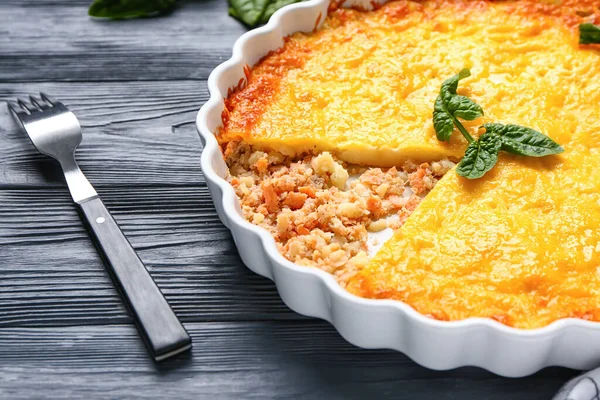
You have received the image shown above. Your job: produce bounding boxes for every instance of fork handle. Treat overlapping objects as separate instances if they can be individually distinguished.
[77,196,192,361]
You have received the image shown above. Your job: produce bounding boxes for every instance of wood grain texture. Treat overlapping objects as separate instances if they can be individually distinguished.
[0,322,576,400]
[0,1,246,82]
[0,187,301,326]
[0,81,205,187]
[0,0,581,397]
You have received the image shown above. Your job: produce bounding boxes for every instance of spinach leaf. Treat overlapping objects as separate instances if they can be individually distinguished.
[228,0,270,27]
[483,123,564,157]
[456,131,501,179]
[433,68,483,142]
[89,0,176,19]
[580,23,600,45]
[433,96,456,142]
[88,0,303,26]
[229,0,302,27]
[259,0,302,24]
[433,69,565,179]
[441,68,471,96]
[447,94,485,121]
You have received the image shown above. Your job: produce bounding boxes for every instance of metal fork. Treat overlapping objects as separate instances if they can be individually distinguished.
[7,94,192,361]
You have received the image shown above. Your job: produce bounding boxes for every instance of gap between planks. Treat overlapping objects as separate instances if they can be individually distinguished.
[0,80,208,188]
[0,321,576,400]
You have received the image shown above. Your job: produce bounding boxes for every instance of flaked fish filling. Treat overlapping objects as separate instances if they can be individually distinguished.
[222,141,455,286]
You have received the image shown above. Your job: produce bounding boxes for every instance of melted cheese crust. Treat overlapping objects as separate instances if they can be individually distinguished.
[219,0,600,166]
[221,0,600,328]
[346,149,600,329]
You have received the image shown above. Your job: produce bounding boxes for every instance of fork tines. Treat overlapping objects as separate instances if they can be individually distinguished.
[7,92,55,116]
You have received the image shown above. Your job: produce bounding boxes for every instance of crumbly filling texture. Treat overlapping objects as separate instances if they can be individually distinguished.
[216,0,600,328]
[223,141,454,286]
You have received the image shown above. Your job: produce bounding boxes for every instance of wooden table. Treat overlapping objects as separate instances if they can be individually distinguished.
[0,1,579,398]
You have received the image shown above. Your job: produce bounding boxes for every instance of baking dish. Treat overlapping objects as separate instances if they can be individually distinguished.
[196,0,600,377]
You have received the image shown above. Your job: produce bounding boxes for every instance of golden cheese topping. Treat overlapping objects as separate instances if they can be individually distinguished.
[219,0,600,166]
[347,148,600,329]
[220,0,600,329]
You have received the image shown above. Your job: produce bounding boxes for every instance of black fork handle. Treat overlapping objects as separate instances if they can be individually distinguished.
[77,196,192,361]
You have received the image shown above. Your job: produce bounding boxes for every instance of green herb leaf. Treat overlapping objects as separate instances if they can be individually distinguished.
[483,123,564,157]
[259,0,301,24]
[88,0,176,19]
[456,131,502,179]
[447,95,484,121]
[580,23,600,45]
[433,96,455,142]
[432,70,564,179]
[433,68,483,142]
[228,0,302,27]
[229,7,240,18]
[441,68,471,96]
[228,0,269,27]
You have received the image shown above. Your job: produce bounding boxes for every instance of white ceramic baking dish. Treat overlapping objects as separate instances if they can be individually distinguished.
[196,0,600,377]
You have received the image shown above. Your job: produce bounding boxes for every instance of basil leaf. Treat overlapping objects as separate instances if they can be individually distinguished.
[441,68,472,96]
[228,0,270,27]
[259,0,302,24]
[447,95,484,121]
[88,0,176,19]
[433,96,455,142]
[456,131,501,179]
[432,68,483,142]
[432,70,565,179]
[580,23,600,45]
[483,123,564,157]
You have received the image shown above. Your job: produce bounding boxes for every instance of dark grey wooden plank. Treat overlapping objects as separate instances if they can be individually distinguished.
[0,81,207,187]
[0,322,577,400]
[0,81,207,126]
[0,187,301,326]
[0,1,585,398]
[1,0,90,4]
[0,1,246,82]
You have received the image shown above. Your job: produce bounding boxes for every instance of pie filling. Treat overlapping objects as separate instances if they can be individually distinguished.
[224,141,454,285]
[217,0,600,328]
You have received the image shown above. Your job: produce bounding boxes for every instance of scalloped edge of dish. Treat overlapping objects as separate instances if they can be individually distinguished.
[196,0,600,377]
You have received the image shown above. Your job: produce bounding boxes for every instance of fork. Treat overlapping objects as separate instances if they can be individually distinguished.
[7,94,192,362]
